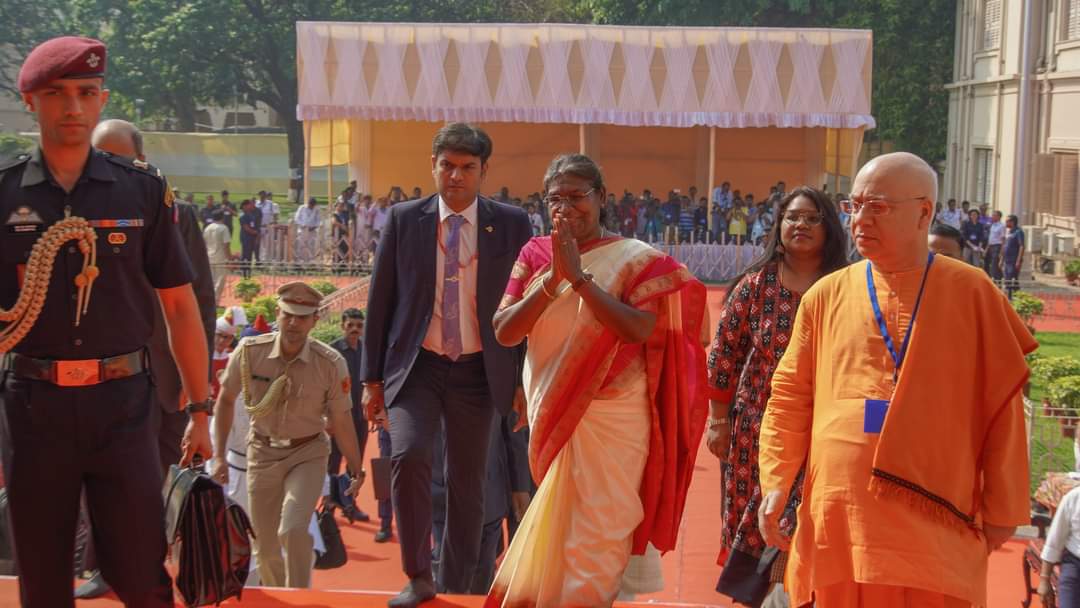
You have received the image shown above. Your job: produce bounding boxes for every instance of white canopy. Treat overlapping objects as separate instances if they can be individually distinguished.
[296,22,875,130]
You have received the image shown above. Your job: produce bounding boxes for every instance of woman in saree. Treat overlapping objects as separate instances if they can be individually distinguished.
[486,154,709,607]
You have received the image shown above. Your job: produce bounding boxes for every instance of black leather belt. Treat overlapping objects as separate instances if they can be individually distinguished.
[2,350,147,387]
[252,431,322,449]
[419,349,483,363]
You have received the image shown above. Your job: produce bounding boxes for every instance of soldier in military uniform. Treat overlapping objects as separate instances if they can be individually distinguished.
[211,281,364,589]
[0,37,212,607]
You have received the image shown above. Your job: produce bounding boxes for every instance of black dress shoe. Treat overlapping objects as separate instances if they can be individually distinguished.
[374,528,392,543]
[387,576,436,608]
[343,505,371,523]
[74,570,111,599]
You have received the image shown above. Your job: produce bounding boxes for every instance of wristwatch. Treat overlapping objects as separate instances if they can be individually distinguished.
[185,399,214,416]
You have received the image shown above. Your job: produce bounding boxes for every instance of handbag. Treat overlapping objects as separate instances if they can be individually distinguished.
[313,506,347,570]
[163,462,254,607]
[716,546,780,608]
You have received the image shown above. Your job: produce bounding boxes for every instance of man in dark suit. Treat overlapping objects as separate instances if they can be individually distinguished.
[76,119,217,599]
[362,123,532,607]
[90,120,216,473]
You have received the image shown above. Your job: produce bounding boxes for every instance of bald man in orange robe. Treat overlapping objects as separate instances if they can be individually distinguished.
[757,152,1037,607]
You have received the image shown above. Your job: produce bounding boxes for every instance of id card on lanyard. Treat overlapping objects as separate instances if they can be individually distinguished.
[863,252,935,433]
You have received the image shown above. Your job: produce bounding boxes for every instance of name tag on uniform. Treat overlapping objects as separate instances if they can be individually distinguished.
[864,399,889,434]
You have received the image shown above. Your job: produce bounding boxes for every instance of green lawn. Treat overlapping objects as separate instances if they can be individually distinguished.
[1029,331,1080,493]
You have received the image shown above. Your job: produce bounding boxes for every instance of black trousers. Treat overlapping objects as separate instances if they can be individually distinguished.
[377,428,393,530]
[152,405,188,477]
[388,350,493,593]
[0,372,172,608]
[328,405,368,476]
[240,238,256,278]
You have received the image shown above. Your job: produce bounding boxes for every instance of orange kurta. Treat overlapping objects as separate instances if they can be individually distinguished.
[759,255,1036,607]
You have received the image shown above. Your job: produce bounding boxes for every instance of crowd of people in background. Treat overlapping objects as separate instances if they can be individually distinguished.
[929,197,1026,298]
[178,180,1028,305]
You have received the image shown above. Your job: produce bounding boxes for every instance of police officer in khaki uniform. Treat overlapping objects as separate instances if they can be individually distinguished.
[211,281,363,588]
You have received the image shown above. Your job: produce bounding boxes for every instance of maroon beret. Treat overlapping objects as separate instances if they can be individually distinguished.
[17,36,107,93]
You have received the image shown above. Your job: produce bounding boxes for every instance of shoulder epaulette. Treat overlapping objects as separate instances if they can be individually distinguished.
[245,333,278,346]
[100,152,164,180]
[0,153,31,173]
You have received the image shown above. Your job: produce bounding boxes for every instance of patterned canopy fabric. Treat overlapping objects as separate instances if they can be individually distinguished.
[296,22,875,130]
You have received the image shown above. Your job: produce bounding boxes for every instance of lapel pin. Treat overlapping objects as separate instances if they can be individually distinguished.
[485,226,494,233]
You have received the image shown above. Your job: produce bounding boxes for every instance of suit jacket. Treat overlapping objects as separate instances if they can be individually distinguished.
[148,201,217,411]
[362,195,532,414]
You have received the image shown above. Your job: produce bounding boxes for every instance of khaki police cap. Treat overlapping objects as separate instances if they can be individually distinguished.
[277,281,322,316]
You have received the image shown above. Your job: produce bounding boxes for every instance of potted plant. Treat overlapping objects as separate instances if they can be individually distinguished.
[1066,259,1080,286]
[1048,375,1080,438]
[234,278,262,303]
[1030,356,1080,416]
[243,295,278,326]
[1011,291,1044,336]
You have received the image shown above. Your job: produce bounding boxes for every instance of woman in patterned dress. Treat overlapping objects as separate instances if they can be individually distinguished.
[708,187,849,607]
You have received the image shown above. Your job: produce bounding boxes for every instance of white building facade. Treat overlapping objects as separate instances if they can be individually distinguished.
[946,0,1080,235]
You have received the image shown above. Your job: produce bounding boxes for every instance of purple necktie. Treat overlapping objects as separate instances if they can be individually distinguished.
[441,215,465,361]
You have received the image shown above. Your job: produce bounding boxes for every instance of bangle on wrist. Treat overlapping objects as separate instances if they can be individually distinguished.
[707,416,730,427]
[363,380,384,388]
[541,278,557,300]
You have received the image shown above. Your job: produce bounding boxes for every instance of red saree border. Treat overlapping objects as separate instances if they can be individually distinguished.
[526,245,710,555]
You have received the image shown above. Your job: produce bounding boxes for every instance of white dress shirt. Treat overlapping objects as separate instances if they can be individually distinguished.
[294,205,321,228]
[940,209,963,229]
[422,196,481,356]
[256,199,280,226]
[203,222,231,264]
[988,221,1006,246]
[1042,486,1080,562]
[373,207,390,233]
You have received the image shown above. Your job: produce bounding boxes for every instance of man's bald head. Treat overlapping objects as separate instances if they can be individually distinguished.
[849,152,938,271]
[92,118,143,160]
[855,152,937,205]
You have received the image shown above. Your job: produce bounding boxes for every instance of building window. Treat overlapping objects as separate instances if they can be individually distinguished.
[974,148,994,204]
[981,0,1002,50]
[1067,0,1080,40]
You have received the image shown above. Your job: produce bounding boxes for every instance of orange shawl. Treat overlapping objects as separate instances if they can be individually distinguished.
[869,256,1038,530]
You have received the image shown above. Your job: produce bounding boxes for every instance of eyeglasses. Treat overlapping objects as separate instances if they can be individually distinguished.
[782,213,824,226]
[838,196,928,216]
[544,188,595,208]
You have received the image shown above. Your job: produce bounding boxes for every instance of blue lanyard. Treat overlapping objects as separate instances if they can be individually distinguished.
[865,252,935,384]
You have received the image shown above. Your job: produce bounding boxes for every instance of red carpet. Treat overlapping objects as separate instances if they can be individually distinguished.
[0,284,1055,606]
[0,438,1041,607]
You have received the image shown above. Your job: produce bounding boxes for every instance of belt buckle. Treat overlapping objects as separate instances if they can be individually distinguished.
[53,359,100,387]
[268,437,292,449]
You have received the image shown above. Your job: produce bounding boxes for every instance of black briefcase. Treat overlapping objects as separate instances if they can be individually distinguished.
[164,463,254,607]
[370,456,392,502]
[313,506,347,570]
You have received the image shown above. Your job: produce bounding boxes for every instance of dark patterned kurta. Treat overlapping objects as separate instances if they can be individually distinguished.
[707,262,803,568]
